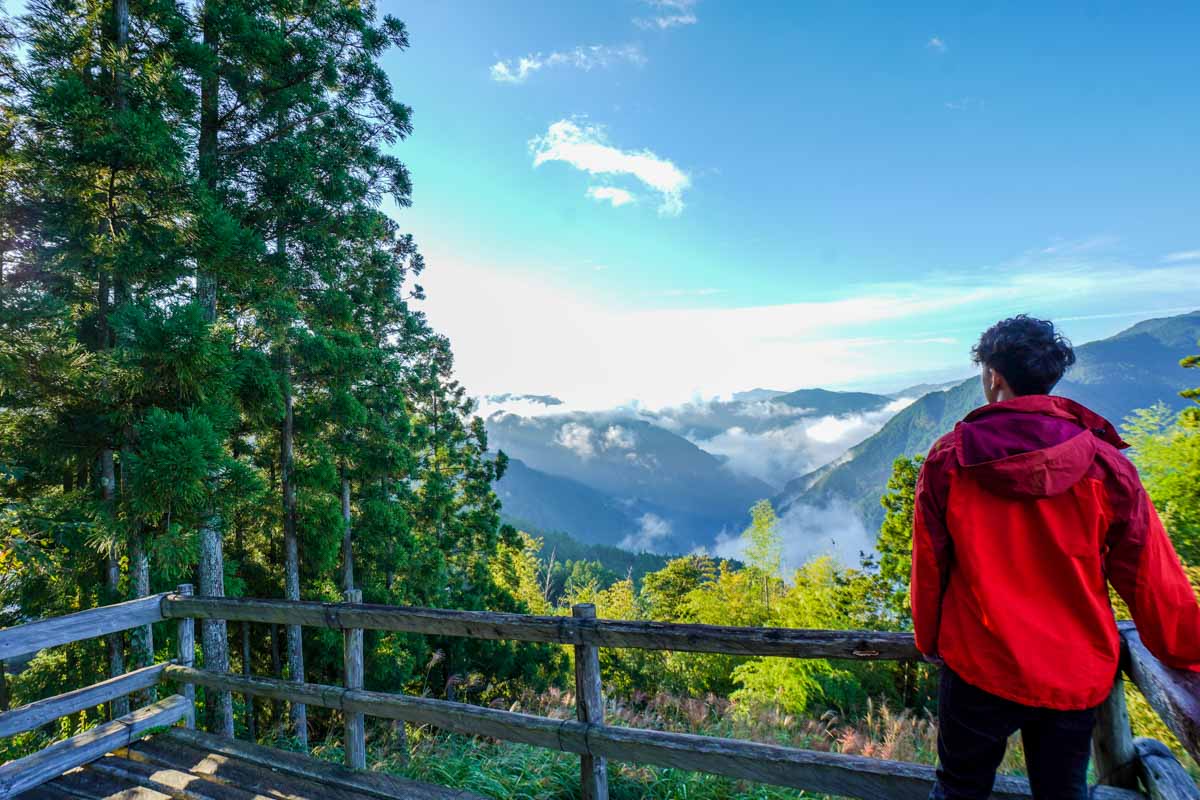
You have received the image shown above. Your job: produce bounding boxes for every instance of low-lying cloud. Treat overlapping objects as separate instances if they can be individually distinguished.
[648,397,916,489]
[710,498,875,576]
[620,512,674,552]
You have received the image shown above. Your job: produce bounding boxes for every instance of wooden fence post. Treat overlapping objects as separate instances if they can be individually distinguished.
[1093,674,1138,789]
[343,589,366,770]
[176,584,196,728]
[573,603,608,800]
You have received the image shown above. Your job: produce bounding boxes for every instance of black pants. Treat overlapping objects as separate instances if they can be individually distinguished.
[930,667,1099,800]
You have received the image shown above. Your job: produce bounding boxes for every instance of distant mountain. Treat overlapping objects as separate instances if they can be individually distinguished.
[775,310,1200,530]
[772,388,892,416]
[731,388,788,402]
[489,414,774,552]
[494,458,635,548]
[888,379,965,399]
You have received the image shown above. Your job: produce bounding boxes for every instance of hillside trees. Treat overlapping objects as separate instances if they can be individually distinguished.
[0,0,527,747]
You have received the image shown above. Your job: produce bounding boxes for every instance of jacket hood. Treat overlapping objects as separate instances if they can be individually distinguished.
[954,395,1127,498]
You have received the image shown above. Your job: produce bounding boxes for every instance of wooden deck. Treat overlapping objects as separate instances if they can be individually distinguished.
[14,729,483,800]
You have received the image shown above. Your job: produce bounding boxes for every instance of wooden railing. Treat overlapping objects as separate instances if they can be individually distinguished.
[0,592,194,799]
[1,590,1198,800]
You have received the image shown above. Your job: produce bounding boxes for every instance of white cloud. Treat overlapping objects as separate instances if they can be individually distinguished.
[555,422,595,458]
[1163,249,1200,263]
[586,186,637,207]
[710,499,874,577]
[603,425,637,449]
[530,119,691,216]
[491,44,645,84]
[620,513,673,552]
[927,36,946,52]
[691,397,916,489]
[634,0,698,29]
[418,247,1200,410]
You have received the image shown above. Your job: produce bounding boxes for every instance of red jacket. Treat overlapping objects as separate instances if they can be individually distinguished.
[911,395,1200,710]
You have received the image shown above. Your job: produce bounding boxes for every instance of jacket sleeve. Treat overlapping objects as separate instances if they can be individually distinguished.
[1105,464,1200,672]
[911,438,954,657]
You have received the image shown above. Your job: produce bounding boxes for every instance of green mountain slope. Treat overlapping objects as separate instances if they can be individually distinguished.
[776,310,1200,530]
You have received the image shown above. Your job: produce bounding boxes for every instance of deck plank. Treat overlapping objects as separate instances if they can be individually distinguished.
[29,764,173,800]
[157,730,484,800]
[126,738,401,800]
[16,728,486,800]
[86,755,270,800]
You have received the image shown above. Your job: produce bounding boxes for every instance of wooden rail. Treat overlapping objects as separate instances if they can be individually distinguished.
[0,593,167,661]
[0,694,192,799]
[2,593,1198,800]
[161,595,920,660]
[0,663,167,740]
[163,664,1143,800]
[1120,621,1200,765]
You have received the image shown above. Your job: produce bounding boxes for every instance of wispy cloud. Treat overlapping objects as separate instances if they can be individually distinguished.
[1163,249,1200,263]
[945,97,983,111]
[490,44,646,84]
[530,119,691,215]
[419,246,1200,410]
[634,0,698,30]
[586,186,637,207]
[927,36,946,52]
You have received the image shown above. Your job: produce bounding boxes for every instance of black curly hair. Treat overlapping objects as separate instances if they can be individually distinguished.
[971,315,1076,396]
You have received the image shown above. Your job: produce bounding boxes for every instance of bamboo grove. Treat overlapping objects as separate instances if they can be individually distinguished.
[0,0,553,747]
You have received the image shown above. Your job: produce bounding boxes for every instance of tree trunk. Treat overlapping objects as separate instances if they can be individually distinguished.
[198,516,234,735]
[194,0,232,738]
[269,623,284,739]
[129,530,155,706]
[341,465,353,592]
[280,354,307,748]
[101,448,128,718]
[241,621,256,742]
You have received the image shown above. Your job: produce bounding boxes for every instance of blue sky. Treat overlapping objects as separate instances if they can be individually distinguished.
[384,1,1200,406]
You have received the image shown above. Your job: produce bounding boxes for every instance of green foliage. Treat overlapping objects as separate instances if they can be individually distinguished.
[0,0,534,741]
[870,455,923,625]
[1125,403,1200,564]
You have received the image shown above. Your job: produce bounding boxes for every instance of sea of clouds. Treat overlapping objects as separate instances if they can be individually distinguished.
[478,391,918,571]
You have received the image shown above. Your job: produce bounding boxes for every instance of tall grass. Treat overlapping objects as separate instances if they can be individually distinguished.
[310,688,1037,799]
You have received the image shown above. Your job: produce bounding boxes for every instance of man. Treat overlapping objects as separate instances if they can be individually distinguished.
[911,314,1200,799]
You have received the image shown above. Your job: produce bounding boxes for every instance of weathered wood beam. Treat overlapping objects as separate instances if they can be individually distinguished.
[174,584,195,727]
[0,594,168,662]
[1120,622,1200,765]
[1092,674,1139,789]
[1133,737,1200,800]
[0,663,167,740]
[164,666,1141,800]
[0,694,192,800]
[162,596,919,660]
[573,604,608,800]
[342,589,366,770]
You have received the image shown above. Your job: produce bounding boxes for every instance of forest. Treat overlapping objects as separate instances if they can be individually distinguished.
[1,1,1199,797]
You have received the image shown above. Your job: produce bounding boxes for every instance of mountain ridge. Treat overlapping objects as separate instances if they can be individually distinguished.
[775,310,1200,529]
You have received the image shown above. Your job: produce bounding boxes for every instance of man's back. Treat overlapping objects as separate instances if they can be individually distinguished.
[911,314,1200,800]
[912,395,1200,710]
